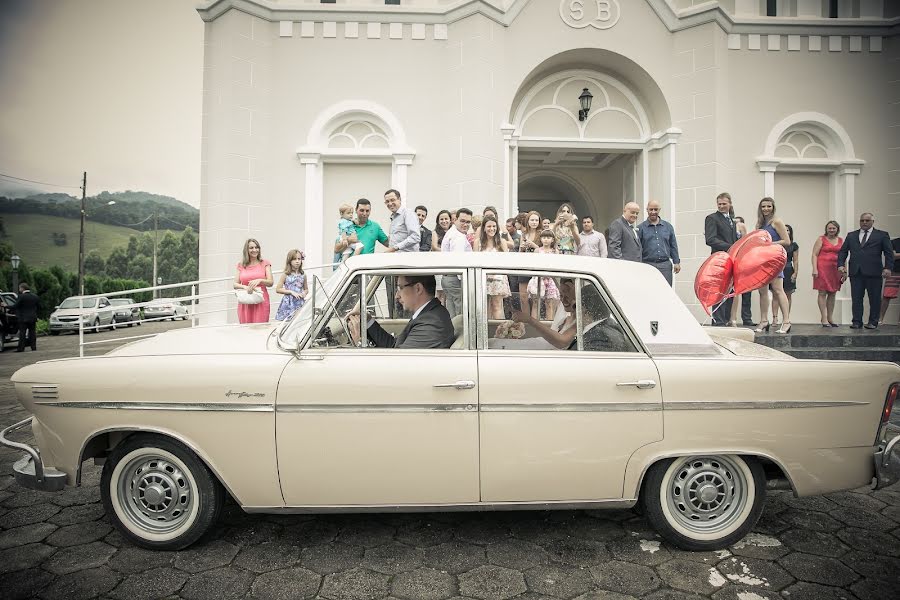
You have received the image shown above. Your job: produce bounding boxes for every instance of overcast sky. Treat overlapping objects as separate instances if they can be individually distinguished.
[0,0,203,206]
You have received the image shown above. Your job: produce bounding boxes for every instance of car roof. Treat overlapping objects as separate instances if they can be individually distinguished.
[338,253,716,354]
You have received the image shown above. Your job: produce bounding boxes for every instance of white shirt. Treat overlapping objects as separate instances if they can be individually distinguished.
[441,226,472,253]
[577,230,608,258]
[860,228,872,244]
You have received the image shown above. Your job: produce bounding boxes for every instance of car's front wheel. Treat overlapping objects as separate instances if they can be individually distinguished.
[640,454,765,551]
[101,434,224,550]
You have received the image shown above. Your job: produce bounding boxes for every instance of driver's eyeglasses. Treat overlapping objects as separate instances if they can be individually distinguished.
[396,282,417,291]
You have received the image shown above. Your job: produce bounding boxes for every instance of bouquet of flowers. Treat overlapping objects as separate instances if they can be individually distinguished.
[494,320,526,339]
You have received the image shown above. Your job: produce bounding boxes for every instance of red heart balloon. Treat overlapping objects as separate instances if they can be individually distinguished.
[694,251,734,315]
[733,244,787,295]
[729,229,772,262]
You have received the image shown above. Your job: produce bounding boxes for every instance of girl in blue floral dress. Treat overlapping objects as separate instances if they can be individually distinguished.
[275,249,308,321]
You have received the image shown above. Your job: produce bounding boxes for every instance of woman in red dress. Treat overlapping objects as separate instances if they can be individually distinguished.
[233,238,273,323]
[811,220,843,327]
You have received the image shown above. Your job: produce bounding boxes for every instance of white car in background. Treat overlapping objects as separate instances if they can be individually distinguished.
[142,298,190,321]
[48,296,116,334]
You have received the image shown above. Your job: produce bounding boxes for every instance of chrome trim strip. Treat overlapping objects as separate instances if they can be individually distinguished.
[278,403,472,413]
[34,401,273,412]
[243,498,638,514]
[665,400,866,410]
[480,403,661,413]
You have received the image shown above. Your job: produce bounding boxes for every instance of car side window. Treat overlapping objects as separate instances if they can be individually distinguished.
[309,270,466,350]
[484,271,637,353]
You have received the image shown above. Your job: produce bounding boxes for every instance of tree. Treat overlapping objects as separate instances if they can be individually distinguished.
[84,250,106,277]
[106,247,129,279]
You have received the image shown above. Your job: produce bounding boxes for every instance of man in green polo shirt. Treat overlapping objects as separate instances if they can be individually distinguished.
[334,198,388,257]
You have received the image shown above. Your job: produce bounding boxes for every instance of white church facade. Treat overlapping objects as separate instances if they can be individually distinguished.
[196,0,898,324]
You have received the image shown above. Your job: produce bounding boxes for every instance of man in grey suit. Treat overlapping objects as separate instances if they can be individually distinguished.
[608,202,643,261]
[347,274,455,349]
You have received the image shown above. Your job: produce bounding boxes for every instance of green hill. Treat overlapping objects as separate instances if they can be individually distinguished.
[2,213,176,271]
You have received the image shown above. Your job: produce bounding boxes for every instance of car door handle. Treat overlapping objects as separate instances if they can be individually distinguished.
[434,380,476,390]
[616,380,657,389]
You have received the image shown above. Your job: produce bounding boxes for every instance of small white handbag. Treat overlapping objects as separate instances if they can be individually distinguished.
[236,289,264,304]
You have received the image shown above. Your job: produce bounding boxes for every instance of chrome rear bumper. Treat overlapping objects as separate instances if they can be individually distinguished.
[873,425,900,490]
[0,417,67,492]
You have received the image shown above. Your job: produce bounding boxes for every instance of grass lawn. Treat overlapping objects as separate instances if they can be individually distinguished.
[3,213,175,271]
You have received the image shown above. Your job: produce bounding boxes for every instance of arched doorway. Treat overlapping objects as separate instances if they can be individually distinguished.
[503,50,677,232]
[298,101,415,266]
[757,112,864,323]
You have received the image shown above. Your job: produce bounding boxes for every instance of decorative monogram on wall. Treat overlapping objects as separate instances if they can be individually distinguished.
[559,0,621,30]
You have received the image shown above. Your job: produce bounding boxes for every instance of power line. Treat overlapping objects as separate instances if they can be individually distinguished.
[159,214,192,229]
[0,172,81,190]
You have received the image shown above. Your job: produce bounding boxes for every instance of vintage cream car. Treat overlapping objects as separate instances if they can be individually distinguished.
[3,253,899,552]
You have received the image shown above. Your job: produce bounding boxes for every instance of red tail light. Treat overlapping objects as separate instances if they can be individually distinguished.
[884,383,898,424]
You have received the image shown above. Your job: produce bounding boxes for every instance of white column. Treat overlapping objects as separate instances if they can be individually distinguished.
[836,166,859,324]
[665,143,677,229]
[641,148,650,209]
[511,139,520,215]
[300,153,323,269]
[392,153,414,205]
[501,125,516,221]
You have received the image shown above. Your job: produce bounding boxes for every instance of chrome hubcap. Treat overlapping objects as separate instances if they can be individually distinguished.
[666,456,749,534]
[117,455,193,534]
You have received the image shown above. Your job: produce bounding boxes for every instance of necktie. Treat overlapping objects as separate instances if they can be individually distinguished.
[862,230,869,246]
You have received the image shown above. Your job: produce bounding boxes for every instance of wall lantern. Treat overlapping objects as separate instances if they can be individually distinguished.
[10,253,20,271]
[578,88,593,122]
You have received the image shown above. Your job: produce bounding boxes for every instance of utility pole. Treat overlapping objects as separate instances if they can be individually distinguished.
[152,209,159,299]
[77,171,87,295]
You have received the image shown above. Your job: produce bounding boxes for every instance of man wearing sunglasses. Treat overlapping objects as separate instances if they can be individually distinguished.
[838,212,895,329]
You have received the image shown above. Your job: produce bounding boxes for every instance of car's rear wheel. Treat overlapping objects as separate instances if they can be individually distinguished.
[101,434,224,550]
[640,454,765,551]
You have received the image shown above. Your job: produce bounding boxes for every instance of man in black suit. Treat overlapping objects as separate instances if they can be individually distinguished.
[13,282,40,352]
[837,212,895,329]
[704,192,739,326]
[348,274,455,349]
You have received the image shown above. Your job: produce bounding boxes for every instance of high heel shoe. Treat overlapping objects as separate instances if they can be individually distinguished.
[777,322,792,334]
[828,322,839,327]
[755,321,770,333]
[821,323,830,328]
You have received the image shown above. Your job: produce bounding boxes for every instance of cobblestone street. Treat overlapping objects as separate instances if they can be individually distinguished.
[1,325,898,599]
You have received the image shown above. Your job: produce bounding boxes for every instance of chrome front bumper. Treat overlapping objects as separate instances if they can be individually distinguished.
[0,417,67,492]
[873,425,900,490]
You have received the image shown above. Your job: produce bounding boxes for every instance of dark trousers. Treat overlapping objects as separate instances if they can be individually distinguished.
[17,319,36,351]
[712,297,733,326]
[850,275,883,326]
[741,292,753,324]
[647,261,673,286]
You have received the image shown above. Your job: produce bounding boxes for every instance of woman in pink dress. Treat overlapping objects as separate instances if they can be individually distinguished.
[811,220,843,327]
[233,238,273,323]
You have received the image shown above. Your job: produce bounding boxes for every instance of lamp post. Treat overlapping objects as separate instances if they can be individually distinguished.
[10,253,20,292]
[578,87,593,122]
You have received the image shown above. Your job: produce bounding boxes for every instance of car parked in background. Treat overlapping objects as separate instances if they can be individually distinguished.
[48,296,115,335]
[0,291,19,350]
[142,298,189,321]
[109,298,142,327]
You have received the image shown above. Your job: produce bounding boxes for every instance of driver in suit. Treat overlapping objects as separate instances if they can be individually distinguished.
[347,274,455,349]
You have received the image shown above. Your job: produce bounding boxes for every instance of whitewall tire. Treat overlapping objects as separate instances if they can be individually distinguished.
[641,455,765,551]
[101,434,224,550]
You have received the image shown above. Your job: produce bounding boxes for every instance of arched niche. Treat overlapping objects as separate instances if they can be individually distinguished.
[756,112,864,232]
[501,49,679,225]
[298,101,415,267]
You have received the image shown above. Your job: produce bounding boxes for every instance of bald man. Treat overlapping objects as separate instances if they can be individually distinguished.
[607,202,643,262]
[638,200,680,285]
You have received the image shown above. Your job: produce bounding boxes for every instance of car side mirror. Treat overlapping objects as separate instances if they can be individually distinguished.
[54,306,59,310]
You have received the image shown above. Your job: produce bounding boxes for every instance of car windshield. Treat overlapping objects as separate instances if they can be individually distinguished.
[279,264,348,349]
[59,298,98,309]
